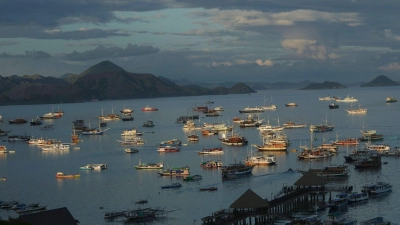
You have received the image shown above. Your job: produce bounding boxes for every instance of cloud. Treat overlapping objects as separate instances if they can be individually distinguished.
[0,50,52,60]
[379,62,400,71]
[384,29,400,41]
[255,59,273,66]
[281,39,338,60]
[65,44,160,61]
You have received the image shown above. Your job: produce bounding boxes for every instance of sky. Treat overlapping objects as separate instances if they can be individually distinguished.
[0,0,400,83]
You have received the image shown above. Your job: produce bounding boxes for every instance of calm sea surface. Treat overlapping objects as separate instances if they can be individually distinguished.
[1,87,400,224]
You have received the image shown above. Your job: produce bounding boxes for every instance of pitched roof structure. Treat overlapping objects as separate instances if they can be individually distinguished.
[19,207,78,225]
[230,189,270,209]
[294,170,327,186]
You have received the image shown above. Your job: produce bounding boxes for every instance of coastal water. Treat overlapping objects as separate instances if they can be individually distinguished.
[1,86,400,224]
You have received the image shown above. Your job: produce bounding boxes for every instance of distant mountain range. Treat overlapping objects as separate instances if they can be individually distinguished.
[0,61,256,105]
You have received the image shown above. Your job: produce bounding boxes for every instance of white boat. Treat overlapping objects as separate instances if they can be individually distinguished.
[197,147,223,155]
[91,163,107,170]
[283,121,307,128]
[369,181,392,194]
[41,143,70,151]
[336,95,358,102]
[125,148,139,153]
[319,96,335,101]
[346,105,367,114]
[120,106,134,114]
[386,97,397,103]
[213,106,224,111]
[239,106,264,113]
[347,192,368,203]
[285,102,297,107]
[121,129,137,136]
[366,144,391,152]
[117,137,145,145]
[243,154,276,166]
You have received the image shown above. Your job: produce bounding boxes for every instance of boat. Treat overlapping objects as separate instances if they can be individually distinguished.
[334,138,359,146]
[121,116,134,121]
[239,114,264,127]
[199,187,218,191]
[238,106,264,113]
[336,95,358,102]
[124,208,159,221]
[0,129,11,136]
[79,165,94,170]
[56,172,80,178]
[30,117,43,126]
[81,127,110,135]
[142,106,158,111]
[104,210,127,219]
[134,159,163,169]
[157,146,180,152]
[285,102,297,107]
[91,163,108,170]
[283,121,307,128]
[183,174,202,181]
[142,120,154,127]
[222,163,253,178]
[16,205,47,214]
[361,217,393,225]
[98,107,120,121]
[197,147,223,154]
[121,129,137,136]
[214,106,224,111]
[309,117,335,132]
[8,134,31,142]
[323,212,357,225]
[187,134,199,142]
[254,140,287,151]
[0,200,19,209]
[200,160,223,168]
[158,139,182,147]
[40,112,59,119]
[117,137,145,145]
[201,129,219,135]
[71,132,79,143]
[161,183,182,189]
[243,154,276,166]
[308,165,349,177]
[41,124,55,130]
[347,192,369,203]
[41,143,70,151]
[205,100,214,104]
[0,146,15,154]
[8,118,28,124]
[386,97,397,103]
[157,166,190,176]
[120,106,134,114]
[329,102,339,109]
[219,132,248,146]
[368,181,392,194]
[328,193,349,212]
[125,148,139,153]
[319,95,335,101]
[366,143,391,152]
[354,153,382,168]
[11,203,39,211]
[346,105,367,114]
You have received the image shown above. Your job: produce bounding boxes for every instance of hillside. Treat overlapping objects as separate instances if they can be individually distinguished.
[0,61,256,105]
[361,75,400,87]
[300,81,347,90]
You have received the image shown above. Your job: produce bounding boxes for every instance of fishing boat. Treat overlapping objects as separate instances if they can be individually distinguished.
[347,192,369,203]
[142,106,158,111]
[386,97,397,103]
[157,166,190,176]
[183,174,202,181]
[243,154,276,166]
[221,163,254,178]
[329,102,339,109]
[142,120,155,127]
[199,187,218,191]
[197,147,223,154]
[56,172,80,178]
[200,160,223,168]
[125,148,139,153]
[134,159,163,169]
[161,183,182,189]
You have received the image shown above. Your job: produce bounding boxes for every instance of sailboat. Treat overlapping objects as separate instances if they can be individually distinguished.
[82,121,110,135]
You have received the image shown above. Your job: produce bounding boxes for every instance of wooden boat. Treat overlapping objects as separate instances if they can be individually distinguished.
[98,107,120,121]
[255,140,287,151]
[125,148,139,153]
[157,167,190,176]
[187,134,199,142]
[201,129,219,135]
[283,121,307,128]
[121,116,133,121]
[121,128,137,136]
[135,159,163,169]
[219,131,248,146]
[157,146,180,152]
[221,163,253,178]
[8,118,28,124]
[200,160,223,168]
[183,175,202,181]
[81,127,110,135]
[71,132,79,143]
[354,154,382,168]
[197,147,223,155]
[308,165,349,177]
[334,138,359,146]
[120,107,134,115]
[199,187,218,191]
[56,172,80,178]
[117,137,145,145]
[161,183,182,189]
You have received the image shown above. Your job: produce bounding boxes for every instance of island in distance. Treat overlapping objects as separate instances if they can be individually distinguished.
[300,75,399,90]
[0,61,256,106]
